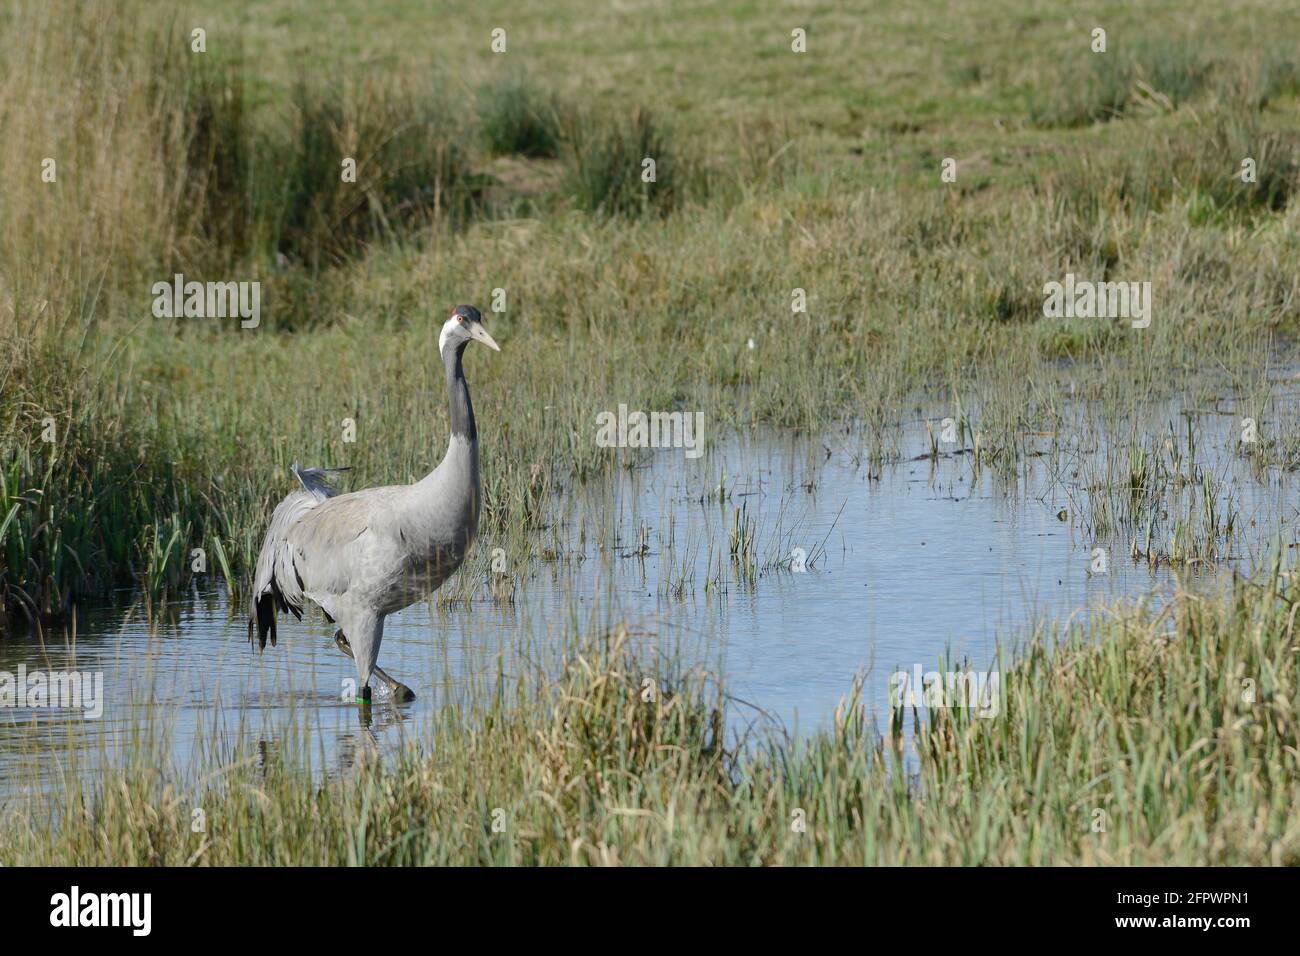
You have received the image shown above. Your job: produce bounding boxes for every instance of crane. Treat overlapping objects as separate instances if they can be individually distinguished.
[246,305,499,703]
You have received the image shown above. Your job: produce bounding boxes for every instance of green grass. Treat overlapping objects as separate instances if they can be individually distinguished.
[562,107,686,217]
[1029,37,1219,129]
[2,560,1297,865]
[5,0,1300,618]
[478,70,563,159]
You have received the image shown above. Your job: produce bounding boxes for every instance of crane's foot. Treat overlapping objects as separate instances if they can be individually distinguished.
[385,681,417,704]
[355,686,373,728]
[334,630,417,704]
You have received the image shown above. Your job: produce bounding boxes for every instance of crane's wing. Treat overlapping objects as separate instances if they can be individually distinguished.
[292,462,350,498]
[246,462,347,650]
[282,491,384,598]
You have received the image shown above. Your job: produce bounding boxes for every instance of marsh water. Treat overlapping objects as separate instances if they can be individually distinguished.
[3,389,1299,798]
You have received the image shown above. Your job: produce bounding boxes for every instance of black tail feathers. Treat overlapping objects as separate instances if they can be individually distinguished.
[249,592,278,651]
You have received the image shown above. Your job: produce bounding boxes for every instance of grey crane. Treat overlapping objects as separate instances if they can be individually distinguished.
[247,304,499,703]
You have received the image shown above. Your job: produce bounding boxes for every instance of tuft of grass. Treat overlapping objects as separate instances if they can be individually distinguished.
[1030,50,1134,128]
[1030,38,1212,128]
[164,53,481,271]
[171,53,256,265]
[1252,50,1300,106]
[1129,38,1212,108]
[1051,113,1300,225]
[0,338,217,625]
[272,79,480,268]
[1216,48,1300,111]
[563,108,684,217]
[478,71,563,159]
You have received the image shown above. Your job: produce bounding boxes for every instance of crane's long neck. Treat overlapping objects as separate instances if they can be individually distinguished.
[444,342,477,445]
[402,342,481,543]
[417,340,480,516]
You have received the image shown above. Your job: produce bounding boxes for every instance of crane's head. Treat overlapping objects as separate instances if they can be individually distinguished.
[439,304,500,357]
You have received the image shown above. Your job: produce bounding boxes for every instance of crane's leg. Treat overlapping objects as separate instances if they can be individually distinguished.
[334,630,416,703]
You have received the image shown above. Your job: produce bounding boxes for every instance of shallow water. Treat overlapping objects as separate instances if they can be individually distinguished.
[2,391,1297,798]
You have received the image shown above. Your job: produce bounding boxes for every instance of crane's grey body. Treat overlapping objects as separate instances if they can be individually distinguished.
[247,306,498,700]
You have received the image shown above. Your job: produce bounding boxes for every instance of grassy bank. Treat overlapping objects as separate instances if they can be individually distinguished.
[2,560,1296,865]
[4,0,1300,624]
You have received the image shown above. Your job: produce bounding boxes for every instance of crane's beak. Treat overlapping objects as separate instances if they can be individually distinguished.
[470,324,500,352]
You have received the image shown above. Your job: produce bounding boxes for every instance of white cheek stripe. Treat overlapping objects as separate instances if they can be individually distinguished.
[438,318,458,355]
